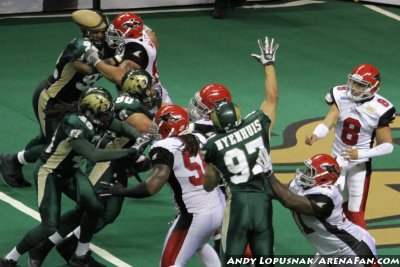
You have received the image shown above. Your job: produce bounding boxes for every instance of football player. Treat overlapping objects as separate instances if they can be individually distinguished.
[0,9,116,187]
[257,151,380,266]
[187,83,232,137]
[187,84,256,260]
[83,12,173,104]
[99,105,224,267]
[305,64,396,229]
[202,36,279,266]
[27,70,162,266]
[0,87,151,267]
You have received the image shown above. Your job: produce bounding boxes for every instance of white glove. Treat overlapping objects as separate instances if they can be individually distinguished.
[256,147,273,176]
[132,133,155,154]
[83,46,101,67]
[251,36,279,65]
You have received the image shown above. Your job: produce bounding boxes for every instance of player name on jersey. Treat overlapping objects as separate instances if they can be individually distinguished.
[215,119,262,150]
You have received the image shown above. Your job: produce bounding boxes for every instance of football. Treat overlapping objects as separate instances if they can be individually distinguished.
[72,9,106,31]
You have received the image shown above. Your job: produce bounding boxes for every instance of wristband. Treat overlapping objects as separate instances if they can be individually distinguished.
[357,143,393,159]
[313,123,329,139]
[93,59,101,67]
[113,55,123,64]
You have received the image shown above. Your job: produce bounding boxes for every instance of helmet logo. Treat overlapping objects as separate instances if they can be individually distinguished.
[321,163,340,177]
[126,75,149,92]
[121,18,142,29]
[159,112,183,123]
[82,94,111,112]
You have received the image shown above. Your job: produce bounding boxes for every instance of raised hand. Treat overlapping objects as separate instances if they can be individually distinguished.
[251,36,279,65]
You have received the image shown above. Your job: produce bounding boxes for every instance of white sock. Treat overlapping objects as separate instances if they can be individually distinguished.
[196,243,220,267]
[17,151,27,165]
[75,242,90,256]
[49,232,63,245]
[5,247,21,262]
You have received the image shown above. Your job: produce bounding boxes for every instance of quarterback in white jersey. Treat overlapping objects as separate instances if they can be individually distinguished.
[100,105,223,267]
[305,64,396,229]
[257,151,380,267]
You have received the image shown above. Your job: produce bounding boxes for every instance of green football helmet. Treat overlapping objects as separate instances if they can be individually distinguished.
[78,87,115,129]
[121,69,162,112]
[211,101,242,133]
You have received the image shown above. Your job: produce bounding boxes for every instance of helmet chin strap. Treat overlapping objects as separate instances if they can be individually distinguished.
[167,128,175,138]
[123,27,132,39]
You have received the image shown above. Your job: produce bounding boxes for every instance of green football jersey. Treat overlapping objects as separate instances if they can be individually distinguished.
[204,110,271,192]
[44,37,102,103]
[114,94,154,122]
[103,94,154,149]
[40,113,96,175]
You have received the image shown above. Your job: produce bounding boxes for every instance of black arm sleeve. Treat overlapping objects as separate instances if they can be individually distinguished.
[149,147,174,169]
[69,138,129,162]
[124,42,149,69]
[378,106,396,127]
[306,194,334,220]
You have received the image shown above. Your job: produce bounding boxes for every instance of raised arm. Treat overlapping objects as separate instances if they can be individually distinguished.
[251,37,279,132]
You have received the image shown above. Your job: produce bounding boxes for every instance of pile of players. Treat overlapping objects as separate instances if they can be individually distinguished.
[0,8,395,267]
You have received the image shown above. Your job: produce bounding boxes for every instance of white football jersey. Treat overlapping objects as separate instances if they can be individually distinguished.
[150,135,220,214]
[289,180,370,255]
[327,86,395,162]
[189,119,216,141]
[122,31,158,83]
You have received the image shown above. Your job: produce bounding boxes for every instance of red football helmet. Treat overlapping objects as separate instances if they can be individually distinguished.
[295,154,340,188]
[153,105,189,139]
[105,12,144,49]
[187,83,232,121]
[347,64,381,101]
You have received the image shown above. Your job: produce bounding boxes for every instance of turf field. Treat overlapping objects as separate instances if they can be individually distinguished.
[0,1,399,266]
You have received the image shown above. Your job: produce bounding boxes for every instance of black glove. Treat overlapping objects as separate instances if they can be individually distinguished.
[98,181,124,197]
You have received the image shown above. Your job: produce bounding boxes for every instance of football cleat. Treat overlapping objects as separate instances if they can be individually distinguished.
[69,251,106,267]
[0,258,17,267]
[0,153,31,187]
[28,239,55,267]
